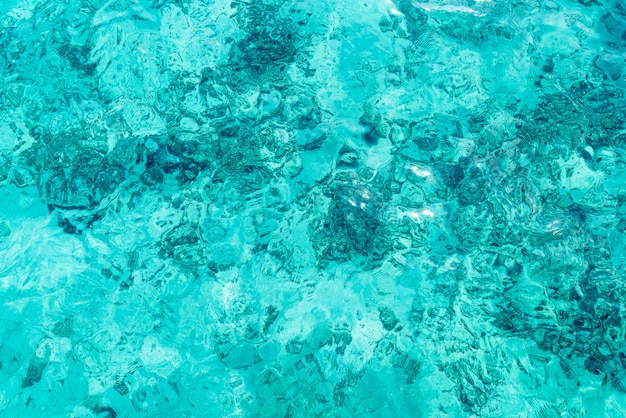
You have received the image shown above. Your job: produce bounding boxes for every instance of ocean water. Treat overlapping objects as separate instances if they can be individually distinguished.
[1,0,626,416]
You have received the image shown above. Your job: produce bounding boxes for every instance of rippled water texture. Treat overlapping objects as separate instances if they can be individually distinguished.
[1,0,626,416]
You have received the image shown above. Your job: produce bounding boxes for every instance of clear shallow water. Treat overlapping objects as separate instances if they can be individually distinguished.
[1,0,626,416]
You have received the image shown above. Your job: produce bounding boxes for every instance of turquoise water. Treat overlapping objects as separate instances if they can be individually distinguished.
[1,0,626,416]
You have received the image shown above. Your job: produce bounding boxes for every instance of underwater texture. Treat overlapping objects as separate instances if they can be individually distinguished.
[1,0,626,416]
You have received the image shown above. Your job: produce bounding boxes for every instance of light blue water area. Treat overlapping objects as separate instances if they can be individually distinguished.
[1,0,626,416]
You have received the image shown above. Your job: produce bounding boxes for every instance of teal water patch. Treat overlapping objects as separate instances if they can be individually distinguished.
[1,0,626,416]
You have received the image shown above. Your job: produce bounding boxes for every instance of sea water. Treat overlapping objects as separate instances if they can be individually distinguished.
[1,0,626,416]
